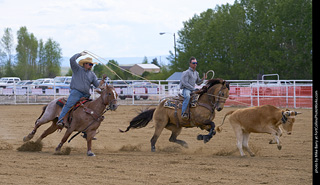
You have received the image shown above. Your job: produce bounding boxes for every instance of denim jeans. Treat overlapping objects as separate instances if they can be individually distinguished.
[58,89,90,121]
[181,88,192,115]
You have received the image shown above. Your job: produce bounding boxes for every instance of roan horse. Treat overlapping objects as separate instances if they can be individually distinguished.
[23,80,118,156]
[120,78,229,152]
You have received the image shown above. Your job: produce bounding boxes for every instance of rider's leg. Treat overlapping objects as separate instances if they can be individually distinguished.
[181,88,191,118]
[57,89,87,127]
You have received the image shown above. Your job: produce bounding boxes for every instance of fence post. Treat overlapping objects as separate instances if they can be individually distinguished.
[293,81,296,108]
[131,80,134,105]
[257,81,260,106]
[286,84,288,107]
[14,82,17,104]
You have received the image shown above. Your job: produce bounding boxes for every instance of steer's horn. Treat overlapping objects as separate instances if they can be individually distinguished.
[294,111,302,115]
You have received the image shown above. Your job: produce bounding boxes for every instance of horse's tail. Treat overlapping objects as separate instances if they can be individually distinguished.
[216,110,234,133]
[119,108,156,133]
[34,104,48,125]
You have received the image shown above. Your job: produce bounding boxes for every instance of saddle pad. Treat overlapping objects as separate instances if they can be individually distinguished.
[56,98,66,107]
[163,94,200,110]
[164,100,179,109]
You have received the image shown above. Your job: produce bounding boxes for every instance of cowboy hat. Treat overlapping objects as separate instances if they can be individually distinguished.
[78,57,98,66]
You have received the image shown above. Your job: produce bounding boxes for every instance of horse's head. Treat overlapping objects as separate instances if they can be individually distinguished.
[97,80,118,111]
[206,78,229,112]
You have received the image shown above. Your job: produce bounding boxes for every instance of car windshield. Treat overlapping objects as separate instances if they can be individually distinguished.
[54,78,65,83]
[32,80,44,85]
[17,81,25,85]
[65,78,71,84]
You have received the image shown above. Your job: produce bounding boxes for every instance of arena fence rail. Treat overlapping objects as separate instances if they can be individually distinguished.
[0,79,312,108]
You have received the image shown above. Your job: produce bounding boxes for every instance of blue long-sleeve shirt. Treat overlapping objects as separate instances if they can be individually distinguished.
[179,67,203,91]
[69,53,100,95]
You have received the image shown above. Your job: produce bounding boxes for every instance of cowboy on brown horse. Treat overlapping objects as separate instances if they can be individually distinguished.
[23,79,118,156]
[120,78,229,152]
[57,51,100,131]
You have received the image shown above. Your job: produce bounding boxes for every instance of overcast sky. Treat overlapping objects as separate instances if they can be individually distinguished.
[0,0,234,64]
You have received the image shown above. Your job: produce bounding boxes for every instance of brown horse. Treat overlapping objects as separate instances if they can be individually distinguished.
[120,78,229,152]
[23,80,118,156]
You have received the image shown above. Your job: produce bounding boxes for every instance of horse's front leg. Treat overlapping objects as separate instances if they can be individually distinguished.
[55,128,73,152]
[86,130,97,156]
[197,121,216,143]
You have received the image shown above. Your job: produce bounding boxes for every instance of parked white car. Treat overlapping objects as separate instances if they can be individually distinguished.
[0,77,21,88]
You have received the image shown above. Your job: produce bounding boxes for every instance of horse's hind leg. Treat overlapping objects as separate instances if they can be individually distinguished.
[23,118,49,142]
[167,124,188,148]
[150,121,167,152]
[36,118,59,143]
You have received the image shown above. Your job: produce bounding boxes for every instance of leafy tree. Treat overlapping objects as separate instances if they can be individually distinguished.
[15,26,38,80]
[151,57,160,67]
[142,56,148,64]
[15,27,62,79]
[169,0,312,80]
[93,63,108,78]
[43,38,62,77]
[0,28,15,77]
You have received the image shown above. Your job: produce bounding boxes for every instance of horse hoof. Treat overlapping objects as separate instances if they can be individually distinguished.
[23,134,33,142]
[203,135,212,143]
[151,146,156,152]
[203,137,209,143]
[23,136,30,142]
[197,135,204,140]
[277,145,282,150]
[87,151,96,156]
[182,143,189,148]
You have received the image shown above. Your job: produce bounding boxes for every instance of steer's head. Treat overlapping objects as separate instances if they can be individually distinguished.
[281,109,302,135]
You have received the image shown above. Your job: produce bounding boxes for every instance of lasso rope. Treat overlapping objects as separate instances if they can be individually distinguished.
[84,50,156,86]
[85,50,251,106]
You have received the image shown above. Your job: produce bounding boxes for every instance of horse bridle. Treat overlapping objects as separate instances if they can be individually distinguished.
[100,88,118,110]
[207,84,227,109]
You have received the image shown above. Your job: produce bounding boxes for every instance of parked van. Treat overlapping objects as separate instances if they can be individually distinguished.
[0,77,21,88]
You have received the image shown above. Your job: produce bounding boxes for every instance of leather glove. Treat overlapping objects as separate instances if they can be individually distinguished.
[80,51,87,56]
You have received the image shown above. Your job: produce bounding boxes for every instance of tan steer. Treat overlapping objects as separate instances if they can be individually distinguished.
[216,105,301,157]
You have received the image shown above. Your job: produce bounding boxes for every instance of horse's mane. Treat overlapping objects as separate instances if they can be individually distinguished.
[205,78,225,89]
[195,78,229,96]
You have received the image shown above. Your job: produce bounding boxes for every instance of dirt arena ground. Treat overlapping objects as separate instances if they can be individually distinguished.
[0,104,312,184]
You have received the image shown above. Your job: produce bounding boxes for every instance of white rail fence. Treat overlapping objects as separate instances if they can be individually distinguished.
[0,80,312,108]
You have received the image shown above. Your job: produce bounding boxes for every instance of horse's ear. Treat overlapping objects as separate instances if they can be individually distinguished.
[224,81,230,90]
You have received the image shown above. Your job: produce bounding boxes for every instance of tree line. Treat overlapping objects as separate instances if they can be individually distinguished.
[1,0,312,81]
[169,0,312,80]
[0,26,62,80]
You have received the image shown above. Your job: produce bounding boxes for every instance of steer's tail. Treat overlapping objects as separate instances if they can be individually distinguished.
[216,110,235,133]
[119,108,156,133]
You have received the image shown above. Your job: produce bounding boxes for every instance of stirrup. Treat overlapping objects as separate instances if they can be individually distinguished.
[57,120,64,128]
[181,113,189,119]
